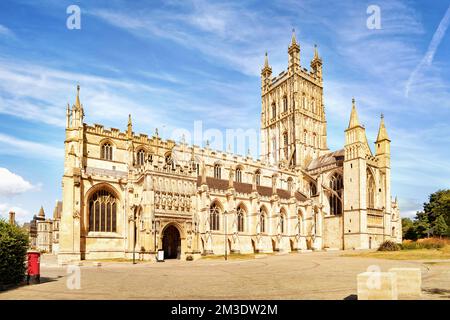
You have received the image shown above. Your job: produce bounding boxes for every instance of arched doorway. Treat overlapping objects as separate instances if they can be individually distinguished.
[162,225,181,259]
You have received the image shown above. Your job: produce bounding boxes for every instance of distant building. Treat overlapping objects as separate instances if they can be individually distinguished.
[22,202,62,253]
[36,206,52,252]
[52,201,62,253]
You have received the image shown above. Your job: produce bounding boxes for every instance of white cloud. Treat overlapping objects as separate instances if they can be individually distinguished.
[0,24,14,38]
[0,167,35,196]
[405,5,450,97]
[0,133,62,160]
[0,203,31,224]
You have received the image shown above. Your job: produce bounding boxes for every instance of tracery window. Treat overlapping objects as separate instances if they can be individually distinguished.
[137,149,145,166]
[101,143,113,161]
[259,207,267,233]
[237,205,245,232]
[235,168,242,183]
[367,171,375,208]
[214,164,221,179]
[329,173,343,215]
[89,189,117,232]
[209,202,221,231]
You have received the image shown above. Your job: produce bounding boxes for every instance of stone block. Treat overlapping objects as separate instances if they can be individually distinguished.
[357,272,398,300]
[388,268,421,297]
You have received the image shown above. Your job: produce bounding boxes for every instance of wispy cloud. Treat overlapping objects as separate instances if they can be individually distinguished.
[0,133,62,160]
[0,24,14,38]
[405,5,450,97]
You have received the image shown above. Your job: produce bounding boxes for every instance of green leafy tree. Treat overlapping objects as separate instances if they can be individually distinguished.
[402,218,415,239]
[0,219,29,286]
[422,190,450,235]
[432,215,448,238]
[414,211,432,238]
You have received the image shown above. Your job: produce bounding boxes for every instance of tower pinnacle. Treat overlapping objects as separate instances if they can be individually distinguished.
[376,113,390,141]
[348,98,361,129]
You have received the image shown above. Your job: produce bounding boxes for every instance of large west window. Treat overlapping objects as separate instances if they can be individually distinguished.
[89,189,117,232]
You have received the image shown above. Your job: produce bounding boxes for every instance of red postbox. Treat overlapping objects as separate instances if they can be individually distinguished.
[27,250,40,284]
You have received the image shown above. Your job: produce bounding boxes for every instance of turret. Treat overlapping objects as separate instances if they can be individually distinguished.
[127,114,133,138]
[311,44,322,81]
[288,29,300,74]
[261,52,272,92]
[68,85,84,128]
[343,98,370,249]
[345,98,370,158]
[375,114,391,167]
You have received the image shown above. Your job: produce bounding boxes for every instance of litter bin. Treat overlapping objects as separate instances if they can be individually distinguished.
[27,250,40,284]
[157,249,164,262]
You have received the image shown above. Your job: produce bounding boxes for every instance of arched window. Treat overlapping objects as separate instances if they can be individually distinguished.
[367,171,375,208]
[137,149,146,166]
[272,103,277,119]
[287,177,293,193]
[283,96,288,112]
[237,205,245,232]
[255,170,261,186]
[312,133,317,147]
[312,99,316,113]
[310,181,317,196]
[89,189,117,232]
[235,168,242,183]
[280,212,286,234]
[303,95,307,109]
[297,212,303,234]
[101,143,113,161]
[214,164,221,179]
[209,202,221,231]
[272,137,277,162]
[259,207,266,233]
[329,173,343,215]
[304,130,308,144]
[283,132,289,159]
[392,226,396,237]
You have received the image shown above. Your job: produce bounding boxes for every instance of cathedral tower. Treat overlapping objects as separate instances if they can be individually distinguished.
[59,85,85,263]
[260,31,328,169]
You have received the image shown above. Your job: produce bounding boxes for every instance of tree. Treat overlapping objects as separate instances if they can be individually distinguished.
[414,211,432,238]
[422,190,450,235]
[0,219,29,286]
[402,218,415,239]
[432,215,448,239]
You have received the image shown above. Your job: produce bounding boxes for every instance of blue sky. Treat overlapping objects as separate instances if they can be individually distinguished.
[0,0,449,223]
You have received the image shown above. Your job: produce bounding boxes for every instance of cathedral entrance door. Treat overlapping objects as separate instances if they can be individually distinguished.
[162,225,181,259]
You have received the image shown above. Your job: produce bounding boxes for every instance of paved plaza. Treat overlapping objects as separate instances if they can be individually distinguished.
[1,251,449,300]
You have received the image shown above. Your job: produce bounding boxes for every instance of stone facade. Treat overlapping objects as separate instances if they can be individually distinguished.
[58,33,402,263]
